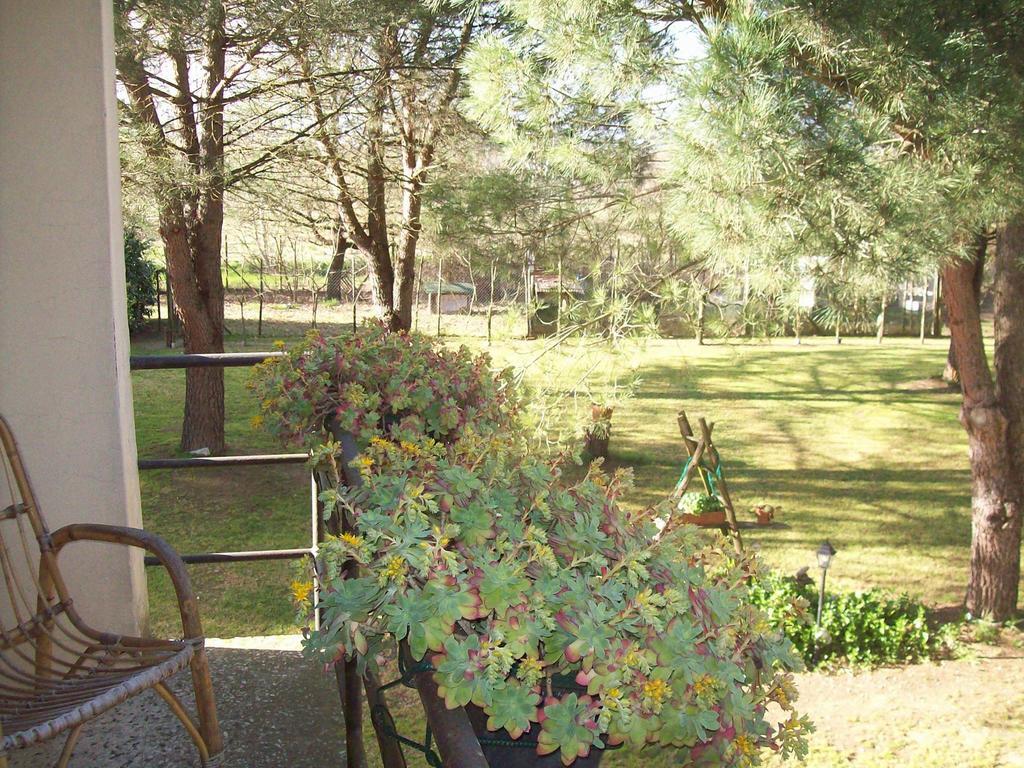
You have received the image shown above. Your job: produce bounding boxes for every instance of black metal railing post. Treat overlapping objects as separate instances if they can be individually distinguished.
[131,352,317,570]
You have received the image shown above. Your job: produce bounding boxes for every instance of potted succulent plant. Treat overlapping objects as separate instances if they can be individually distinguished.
[252,324,809,767]
[676,492,728,527]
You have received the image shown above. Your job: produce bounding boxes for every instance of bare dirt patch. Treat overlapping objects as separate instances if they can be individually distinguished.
[899,376,959,392]
[771,647,1024,767]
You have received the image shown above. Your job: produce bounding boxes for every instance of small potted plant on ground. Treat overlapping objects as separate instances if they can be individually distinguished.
[253,324,809,767]
[751,504,778,526]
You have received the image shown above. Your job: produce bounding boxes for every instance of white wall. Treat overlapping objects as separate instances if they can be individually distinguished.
[0,0,147,634]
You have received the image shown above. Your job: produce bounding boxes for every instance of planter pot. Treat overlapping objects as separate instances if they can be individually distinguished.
[464,674,604,767]
[752,504,777,526]
[464,705,605,767]
[679,510,727,527]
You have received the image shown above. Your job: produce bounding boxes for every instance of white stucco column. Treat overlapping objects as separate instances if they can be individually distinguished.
[0,0,147,634]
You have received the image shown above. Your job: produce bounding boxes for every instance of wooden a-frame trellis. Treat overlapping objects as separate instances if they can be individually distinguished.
[672,410,744,555]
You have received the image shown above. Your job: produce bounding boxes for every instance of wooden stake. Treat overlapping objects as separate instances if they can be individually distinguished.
[697,417,743,555]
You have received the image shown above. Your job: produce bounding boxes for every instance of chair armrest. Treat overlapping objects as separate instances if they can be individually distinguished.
[49,523,204,641]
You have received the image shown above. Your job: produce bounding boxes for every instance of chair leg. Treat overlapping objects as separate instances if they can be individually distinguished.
[54,724,83,768]
[153,682,210,764]
[189,646,224,764]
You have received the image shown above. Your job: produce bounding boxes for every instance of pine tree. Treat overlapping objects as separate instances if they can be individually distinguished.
[471,0,1024,618]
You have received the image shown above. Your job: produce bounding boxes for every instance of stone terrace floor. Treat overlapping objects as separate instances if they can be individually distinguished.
[8,636,345,768]
[9,635,1024,767]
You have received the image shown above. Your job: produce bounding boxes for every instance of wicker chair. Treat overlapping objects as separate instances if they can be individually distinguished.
[0,415,223,767]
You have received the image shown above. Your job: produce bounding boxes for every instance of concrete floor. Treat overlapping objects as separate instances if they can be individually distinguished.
[8,637,346,768]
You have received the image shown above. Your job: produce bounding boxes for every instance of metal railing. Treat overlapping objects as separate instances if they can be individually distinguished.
[130,351,319,569]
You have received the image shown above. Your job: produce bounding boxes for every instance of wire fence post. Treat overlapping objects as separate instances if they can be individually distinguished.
[258,259,264,337]
[556,252,563,337]
[413,257,422,332]
[436,254,443,337]
[487,258,496,346]
[920,277,928,344]
[523,251,533,338]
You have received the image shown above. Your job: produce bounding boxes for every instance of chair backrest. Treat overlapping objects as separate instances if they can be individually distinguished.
[0,415,77,660]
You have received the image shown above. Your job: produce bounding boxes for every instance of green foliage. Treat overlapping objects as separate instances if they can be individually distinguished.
[749,573,955,669]
[676,492,725,517]
[253,324,808,765]
[123,227,157,333]
[250,322,519,448]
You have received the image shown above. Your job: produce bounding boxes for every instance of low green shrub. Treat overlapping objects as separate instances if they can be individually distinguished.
[253,326,812,765]
[749,573,953,668]
[124,228,157,332]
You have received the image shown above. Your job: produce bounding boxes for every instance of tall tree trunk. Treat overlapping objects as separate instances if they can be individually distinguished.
[365,40,399,330]
[394,161,426,332]
[696,291,706,345]
[944,237,986,384]
[180,2,227,455]
[931,271,943,338]
[158,197,225,454]
[180,318,225,453]
[944,224,1024,621]
[325,225,348,302]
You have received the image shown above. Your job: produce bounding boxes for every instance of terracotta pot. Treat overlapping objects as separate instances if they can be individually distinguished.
[753,504,776,526]
[679,510,727,527]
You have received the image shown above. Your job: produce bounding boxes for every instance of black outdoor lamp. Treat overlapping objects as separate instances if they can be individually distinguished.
[815,540,836,624]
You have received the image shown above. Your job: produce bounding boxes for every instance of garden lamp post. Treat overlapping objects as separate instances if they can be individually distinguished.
[815,540,836,625]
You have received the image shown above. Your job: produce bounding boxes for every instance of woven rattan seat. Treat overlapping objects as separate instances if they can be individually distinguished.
[0,415,223,767]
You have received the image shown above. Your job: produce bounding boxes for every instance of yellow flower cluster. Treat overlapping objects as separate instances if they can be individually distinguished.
[432,526,451,548]
[772,676,798,709]
[379,555,407,585]
[290,579,313,603]
[732,733,757,765]
[641,678,670,713]
[691,674,723,706]
[339,532,364,549]
[516,656,545,687]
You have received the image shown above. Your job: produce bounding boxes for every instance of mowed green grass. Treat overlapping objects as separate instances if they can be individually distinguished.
[131,313,1011,640]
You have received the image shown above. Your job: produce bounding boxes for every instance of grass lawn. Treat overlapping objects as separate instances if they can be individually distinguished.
[130,305,1023,767]
[131,304,1020,639]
